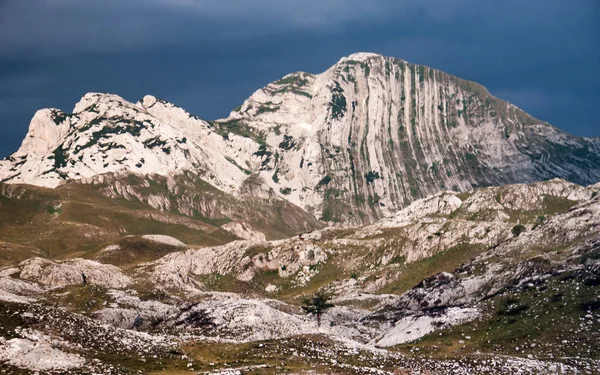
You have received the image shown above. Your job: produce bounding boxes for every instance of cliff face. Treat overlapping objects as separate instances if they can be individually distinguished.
[2,53,599,225]
[223,52,600,224]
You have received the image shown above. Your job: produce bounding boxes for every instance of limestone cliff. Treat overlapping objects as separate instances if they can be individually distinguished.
[2,53,599,225]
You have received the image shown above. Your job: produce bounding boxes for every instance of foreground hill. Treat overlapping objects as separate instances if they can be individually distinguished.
[1,53,599,225]
[0,179,598,373]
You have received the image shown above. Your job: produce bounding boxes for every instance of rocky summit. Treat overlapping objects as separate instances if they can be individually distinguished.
[1,53,600,226]
[0,53,599,374]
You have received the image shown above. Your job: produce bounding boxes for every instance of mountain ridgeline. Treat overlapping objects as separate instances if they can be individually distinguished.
[2,52,599,225]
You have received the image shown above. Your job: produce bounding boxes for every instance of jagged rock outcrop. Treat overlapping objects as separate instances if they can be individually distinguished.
[0,268,43,304]
[92,289,177,330]
[373,307,479,347]
[0,334,86,371]
[1,53,599,226]
[18,257,133,289]
[0,93,257,192]
[141,237,328,289]
[166,295,316,342]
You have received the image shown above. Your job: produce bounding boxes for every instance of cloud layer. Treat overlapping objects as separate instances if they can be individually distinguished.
[5,0,590,57]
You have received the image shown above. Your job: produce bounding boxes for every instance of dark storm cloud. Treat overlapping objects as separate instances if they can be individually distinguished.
[0,0,431,56]
[0,0,598,157]
[4,0,577,57]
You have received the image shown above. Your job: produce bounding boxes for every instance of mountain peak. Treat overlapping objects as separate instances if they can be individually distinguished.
[10,108,72,159]
[343,52,384,62]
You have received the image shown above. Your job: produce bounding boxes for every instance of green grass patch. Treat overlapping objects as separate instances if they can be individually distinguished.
[394,266,600,361]
[380,243,486,295]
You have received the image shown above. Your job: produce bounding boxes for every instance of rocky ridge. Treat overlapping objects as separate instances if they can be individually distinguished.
[2,53,599,225]
[133,179,595,292]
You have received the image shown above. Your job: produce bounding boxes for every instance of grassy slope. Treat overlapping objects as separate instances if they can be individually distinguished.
[0,182,233,262]
[0,173,322,265]
[392,265,600,361]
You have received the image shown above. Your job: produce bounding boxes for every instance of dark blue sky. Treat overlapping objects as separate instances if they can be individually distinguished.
[0,0,598,157]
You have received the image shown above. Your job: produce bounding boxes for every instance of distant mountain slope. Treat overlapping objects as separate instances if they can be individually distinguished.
[1,53,599,225]
[0,93,259,192]
[0,172,321,266]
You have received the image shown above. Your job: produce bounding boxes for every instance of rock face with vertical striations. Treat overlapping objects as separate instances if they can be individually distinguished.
[1,53,599,225]
[221,52,600,224]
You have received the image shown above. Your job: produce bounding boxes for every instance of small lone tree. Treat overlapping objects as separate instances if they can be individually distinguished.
[512,224,526,237]
[302,292,334,327]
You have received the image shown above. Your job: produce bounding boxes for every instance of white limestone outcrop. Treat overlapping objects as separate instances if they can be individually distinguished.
[221,221,267,242]
[18,257,133,289]
[1,53,598,226]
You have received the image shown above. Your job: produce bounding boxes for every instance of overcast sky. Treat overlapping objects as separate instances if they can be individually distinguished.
[0,0,598,157]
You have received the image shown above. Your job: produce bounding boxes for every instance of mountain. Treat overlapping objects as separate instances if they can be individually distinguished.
[1,53,599,226]
[3,52,600,374]
[218,52,600,224]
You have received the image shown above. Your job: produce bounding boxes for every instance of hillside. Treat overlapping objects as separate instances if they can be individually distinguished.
[0,173,321,267]
[0,179,599,373]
